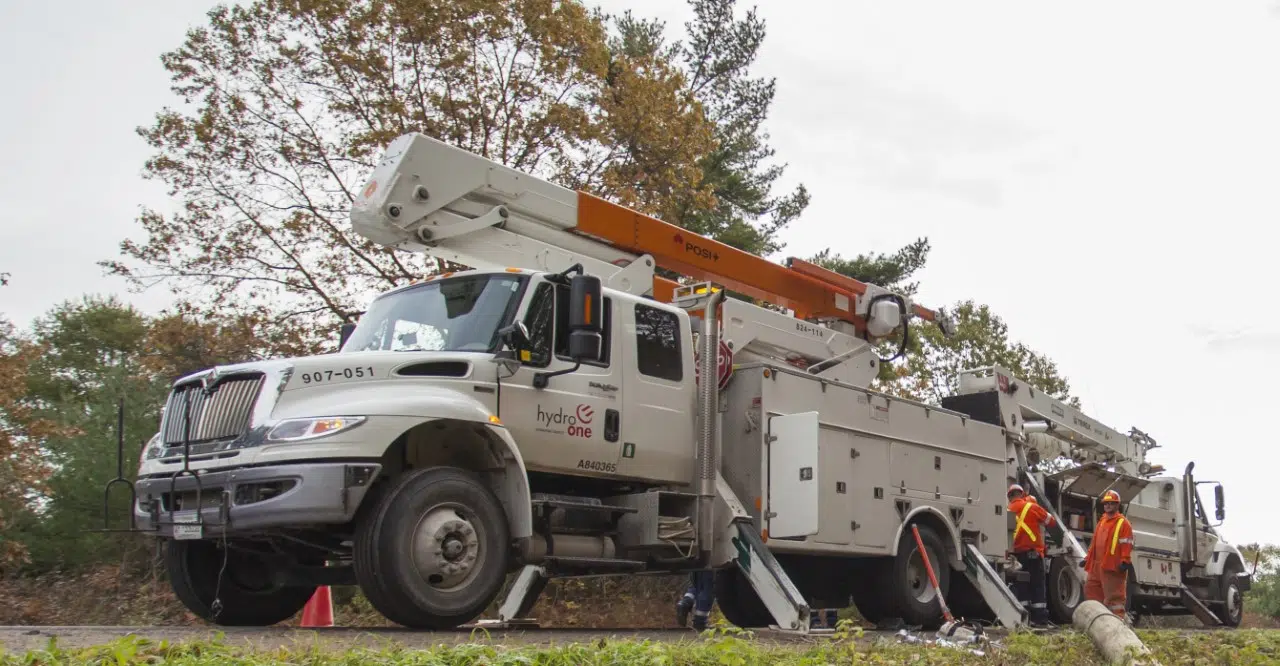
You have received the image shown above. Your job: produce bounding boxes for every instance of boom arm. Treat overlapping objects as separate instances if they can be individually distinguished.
[349,133,953,340]
[955,366,1161,475]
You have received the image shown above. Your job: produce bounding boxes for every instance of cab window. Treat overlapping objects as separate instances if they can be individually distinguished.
[635,304,682,381]
[521,283,555,367]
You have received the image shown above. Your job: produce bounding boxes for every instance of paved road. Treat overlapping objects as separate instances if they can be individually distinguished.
[0,625,835,653]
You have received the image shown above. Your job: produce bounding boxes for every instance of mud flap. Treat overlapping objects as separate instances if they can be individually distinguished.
[962,542,1028,628]
[726,520,811,632]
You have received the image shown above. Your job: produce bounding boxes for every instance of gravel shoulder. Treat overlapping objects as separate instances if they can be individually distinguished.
[0,625,833,653]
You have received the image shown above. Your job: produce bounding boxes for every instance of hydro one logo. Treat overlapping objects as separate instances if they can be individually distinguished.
[536,404,593,438]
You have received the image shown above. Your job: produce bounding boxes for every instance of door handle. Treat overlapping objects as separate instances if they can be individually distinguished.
[605,409,620,442]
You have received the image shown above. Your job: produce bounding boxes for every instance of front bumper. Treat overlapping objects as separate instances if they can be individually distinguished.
[134,461,381,538]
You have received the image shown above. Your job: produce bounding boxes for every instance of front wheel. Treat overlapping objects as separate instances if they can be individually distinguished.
[1216,561,1245,628]
[165,540,315,626]
[354,466,511,629]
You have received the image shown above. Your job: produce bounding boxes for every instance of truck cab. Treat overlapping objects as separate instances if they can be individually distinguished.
[132,266,700,628]
[1032,460,1247,626]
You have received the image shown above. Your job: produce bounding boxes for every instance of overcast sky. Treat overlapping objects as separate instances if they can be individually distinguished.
[1,1,1277,548]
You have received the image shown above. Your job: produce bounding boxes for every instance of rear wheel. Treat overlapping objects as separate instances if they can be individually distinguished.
[878,525,951,629]
[354,466,511,629]
[713,567,773,628]
[1047,556,1082,625]
[1124,572,1142,626]
[850,558,893,625]
[165,540,315,626]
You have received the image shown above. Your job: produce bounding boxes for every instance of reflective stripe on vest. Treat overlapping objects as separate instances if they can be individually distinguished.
[1110,517,1126,555]
[1016,502,1037,543]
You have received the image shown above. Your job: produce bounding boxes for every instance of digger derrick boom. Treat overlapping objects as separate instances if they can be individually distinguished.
[349,132,950,339]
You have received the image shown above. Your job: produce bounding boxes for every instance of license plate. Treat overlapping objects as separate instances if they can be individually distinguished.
[172,511,202,540]
[173,523,203,540]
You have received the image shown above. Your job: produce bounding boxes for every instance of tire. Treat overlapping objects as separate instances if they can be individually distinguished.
[164,540,315,626]
[849,558,893,625]
[1216,560,1245,628]
[353,466,511,629]
[1047,556,1083,625]
[713,567,773,628]
[879,524,951,629]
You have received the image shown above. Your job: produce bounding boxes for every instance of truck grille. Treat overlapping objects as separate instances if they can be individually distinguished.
[161,374,266,445]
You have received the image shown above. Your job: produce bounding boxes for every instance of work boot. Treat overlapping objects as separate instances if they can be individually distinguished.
[692,610,709,631]
[676,593,694,627]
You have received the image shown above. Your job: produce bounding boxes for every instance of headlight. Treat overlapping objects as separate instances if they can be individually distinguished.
[267,416,367,442]
[142,432,163,461]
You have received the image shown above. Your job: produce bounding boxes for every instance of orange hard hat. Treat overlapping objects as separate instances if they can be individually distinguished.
[1101,490,1121,504]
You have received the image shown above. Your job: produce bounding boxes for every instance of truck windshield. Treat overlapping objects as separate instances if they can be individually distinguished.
[342,274,525,353]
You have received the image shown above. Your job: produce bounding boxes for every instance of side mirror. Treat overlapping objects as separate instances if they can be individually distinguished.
[1215,484,1225,522]
[338,322,357,350]
[567,274,603,363]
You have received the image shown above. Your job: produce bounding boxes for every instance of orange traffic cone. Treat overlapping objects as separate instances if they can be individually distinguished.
[300,586,334,628]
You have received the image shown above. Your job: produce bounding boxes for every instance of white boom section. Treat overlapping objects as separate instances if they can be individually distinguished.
[674,287,880,388]
[956,366,1158,476]
[351,133,887,388]
[349,132,657,296]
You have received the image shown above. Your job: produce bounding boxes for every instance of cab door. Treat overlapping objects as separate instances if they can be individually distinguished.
[614,297,696,485]
[498,277,626,477]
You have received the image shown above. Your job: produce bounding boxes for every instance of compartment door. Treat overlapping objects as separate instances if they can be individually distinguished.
[767,411,820,539]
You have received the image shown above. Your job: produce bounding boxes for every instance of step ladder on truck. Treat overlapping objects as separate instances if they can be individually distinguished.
[121,132,1247,633]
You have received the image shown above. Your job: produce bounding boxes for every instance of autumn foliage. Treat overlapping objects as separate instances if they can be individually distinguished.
[0,324,63,571]
[103,0,734,353]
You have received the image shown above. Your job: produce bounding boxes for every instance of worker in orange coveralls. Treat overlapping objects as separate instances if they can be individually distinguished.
[1082,490,1135,618]
[1007,484,1055,626]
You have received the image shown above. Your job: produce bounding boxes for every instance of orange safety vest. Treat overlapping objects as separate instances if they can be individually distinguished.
[1008,497,1055,555]
[1084,512,1134,573]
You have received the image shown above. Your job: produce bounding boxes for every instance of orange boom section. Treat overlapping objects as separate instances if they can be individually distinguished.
[576,192,942,329]
[786,257,938,323]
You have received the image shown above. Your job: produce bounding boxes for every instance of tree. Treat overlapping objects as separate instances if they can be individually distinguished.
[142,307,303,382]
[808,238,1076,407]
[809,239,931,297]
[0,295,289,574]
[106,0,718,353]
[1240,543,1280,620]
[612,0,810,256]
[0,318,59,572]
[887,301,1077,406]
[7,297,170,573]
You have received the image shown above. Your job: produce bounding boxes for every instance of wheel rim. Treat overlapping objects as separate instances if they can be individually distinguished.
[1225,583,1242,623]
[906,547,938,604]
[411,503,485,591]
[1056,566,1081,608]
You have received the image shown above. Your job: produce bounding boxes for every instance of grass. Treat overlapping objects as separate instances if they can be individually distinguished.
[3,625,1280,666]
